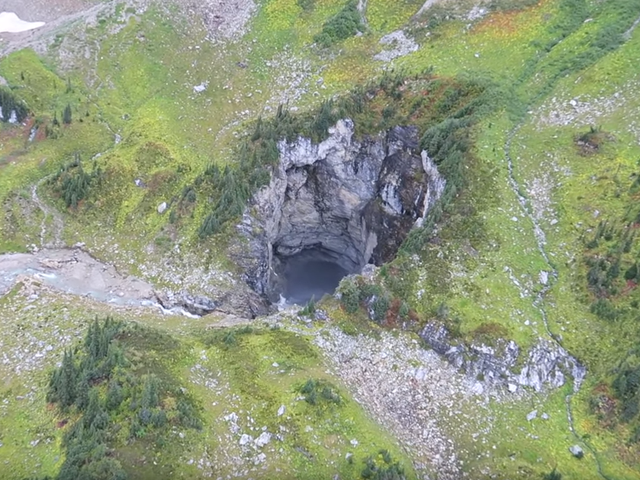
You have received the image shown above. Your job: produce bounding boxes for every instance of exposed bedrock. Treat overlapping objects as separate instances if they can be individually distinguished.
[235,119,445,302]
[420,322,587,393]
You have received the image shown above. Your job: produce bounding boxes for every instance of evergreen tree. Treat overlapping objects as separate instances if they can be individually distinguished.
[84,388,108,431]
[105,381,123,411]
[75,376,90,410]
[57,350,78,408]
[63,104,72,124]
[543,468,562,480]
[142,375,160,409]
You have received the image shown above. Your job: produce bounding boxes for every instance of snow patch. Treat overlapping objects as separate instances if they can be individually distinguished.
[0,12,45,33]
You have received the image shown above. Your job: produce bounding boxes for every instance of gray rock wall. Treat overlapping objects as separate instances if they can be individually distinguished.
[237,119,445,300]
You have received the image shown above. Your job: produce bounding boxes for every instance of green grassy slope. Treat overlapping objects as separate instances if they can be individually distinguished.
[1,0,640,478]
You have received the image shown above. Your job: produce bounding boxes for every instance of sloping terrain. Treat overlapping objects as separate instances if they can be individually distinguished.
[1,0,640,479]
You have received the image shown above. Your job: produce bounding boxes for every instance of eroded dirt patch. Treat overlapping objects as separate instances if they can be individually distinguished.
[0,247,155,304]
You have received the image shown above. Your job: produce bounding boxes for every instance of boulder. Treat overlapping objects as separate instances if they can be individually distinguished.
[254,432,271,448]
[569,445,584,459]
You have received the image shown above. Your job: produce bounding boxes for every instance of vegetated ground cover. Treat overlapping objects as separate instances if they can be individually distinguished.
[504,22,640,476]
[1,0,640,478]
[366,0,640,477]
[389,0,640,478]
[0,282,414,480]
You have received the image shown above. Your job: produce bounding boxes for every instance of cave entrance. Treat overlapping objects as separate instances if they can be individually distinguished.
[246,121,446,308]
[275,246,357,305]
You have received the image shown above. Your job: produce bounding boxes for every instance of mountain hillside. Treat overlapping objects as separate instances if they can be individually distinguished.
[1,0,640,479]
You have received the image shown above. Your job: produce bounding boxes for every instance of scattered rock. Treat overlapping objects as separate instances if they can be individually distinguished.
[569,445,584,459]
[420,322,586,392]
[277,405,285,416]
[239,434,252,446]
[193,82,207,93]
[314,309,328,321]
[255,432,271,447]
[157,202,167,214]
[374,30,419,62]
[526,410,537,421]
[155,290,219,316]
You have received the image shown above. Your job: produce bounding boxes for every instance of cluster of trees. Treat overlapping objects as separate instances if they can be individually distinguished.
[360,450,406,480]
[201,325,254,349]
[582,162,640,442]
[47,318,123,409]
[43,319,203,480]
[46,318,127,480]
[583,221,637,321]
[338,278,405,324]
[612,353,640,429]
[47,155,103,209]
[314,0,364,48]
[46,104,73,135]
[0,87,28,123]
[297,378,342,406]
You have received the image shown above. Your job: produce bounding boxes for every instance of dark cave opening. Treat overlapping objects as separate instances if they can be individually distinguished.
[275,247,355,305]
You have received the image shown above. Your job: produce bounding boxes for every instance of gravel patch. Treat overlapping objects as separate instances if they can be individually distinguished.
[533,79,640,137]
[314,327,491,479]
[374,30,419,62]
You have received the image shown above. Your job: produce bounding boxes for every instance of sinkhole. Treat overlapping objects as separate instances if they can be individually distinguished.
[244,122,446,306]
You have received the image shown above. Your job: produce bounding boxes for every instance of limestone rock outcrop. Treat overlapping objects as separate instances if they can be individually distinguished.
[420,322,586,393]
[235,119,445,300]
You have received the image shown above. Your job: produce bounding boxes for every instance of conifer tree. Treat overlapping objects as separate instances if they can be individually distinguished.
[75,376,90,410]
[63,104,72,124]
[84,388,108,431]
[58,350,78,408]
[142,375,159,409]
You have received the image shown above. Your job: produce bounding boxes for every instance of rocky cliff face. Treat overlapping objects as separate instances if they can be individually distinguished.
[420,322,586,393]
[236,119,445,301]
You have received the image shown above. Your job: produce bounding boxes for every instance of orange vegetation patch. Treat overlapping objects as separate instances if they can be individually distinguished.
[472,0,547,36]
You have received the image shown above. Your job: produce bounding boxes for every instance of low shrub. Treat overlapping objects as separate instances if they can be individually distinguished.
[314,1,363,48]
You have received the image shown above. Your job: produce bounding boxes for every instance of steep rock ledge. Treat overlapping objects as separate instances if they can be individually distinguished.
[420,322,586,393]
[236,119,445,301]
